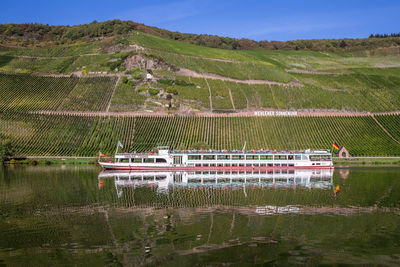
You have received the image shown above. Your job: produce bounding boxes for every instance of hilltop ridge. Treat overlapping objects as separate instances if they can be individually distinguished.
[1,20,400,52]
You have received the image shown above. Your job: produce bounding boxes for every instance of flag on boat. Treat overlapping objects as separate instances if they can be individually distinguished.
[333,142,339,150]
[117,141,123,149]
[99,152,105,157]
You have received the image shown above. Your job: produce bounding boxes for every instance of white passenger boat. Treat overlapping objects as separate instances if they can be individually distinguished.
[98,146,334,171]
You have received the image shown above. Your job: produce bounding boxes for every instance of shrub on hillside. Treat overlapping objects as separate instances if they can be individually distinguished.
[166,86,178,95]
[148,88,159,96]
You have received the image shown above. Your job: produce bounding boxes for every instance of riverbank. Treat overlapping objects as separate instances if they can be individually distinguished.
[8,157,98,165]
[4,156,400,166]
[333,157,400,166]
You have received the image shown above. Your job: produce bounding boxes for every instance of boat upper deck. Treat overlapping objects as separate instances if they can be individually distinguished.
[115,149,331,158]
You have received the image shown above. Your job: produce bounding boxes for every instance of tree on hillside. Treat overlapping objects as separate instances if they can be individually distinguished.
[0,140,15,163]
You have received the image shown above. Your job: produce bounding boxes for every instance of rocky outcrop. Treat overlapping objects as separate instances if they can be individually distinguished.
[122,53,174,71]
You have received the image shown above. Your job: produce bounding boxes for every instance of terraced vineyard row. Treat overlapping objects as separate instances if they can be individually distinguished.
[1,113,400,156]
[375,114,400,141]
[0,55,77,74]
[130,116,400,156]
[0,112,136,156]
[0,73,117,112]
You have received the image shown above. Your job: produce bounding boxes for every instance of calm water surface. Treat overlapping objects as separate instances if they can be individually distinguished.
[0,166,400,266]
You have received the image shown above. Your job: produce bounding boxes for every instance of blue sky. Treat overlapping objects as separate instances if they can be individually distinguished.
[1,0,399,41]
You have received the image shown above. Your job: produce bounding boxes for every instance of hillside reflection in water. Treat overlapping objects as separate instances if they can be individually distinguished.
[1,166,400,266]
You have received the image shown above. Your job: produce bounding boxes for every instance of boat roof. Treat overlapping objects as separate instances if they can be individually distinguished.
[115,149,331,158]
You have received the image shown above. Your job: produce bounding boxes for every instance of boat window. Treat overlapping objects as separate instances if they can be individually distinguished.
[295,155,301,160]
[246,164,252,167]
[282,164,287,167]
[231,163,238,167]
[217,163,223,167]
[202,163,209,167]
[133,158,142,163]
[120,158,130,163]
[289,163,294,167]
[274,155,287,160]
[155,176,166,180]
[156,158,167,163]
[288,155,294,160]
[246,155,259,160]
[188,155,201,160]
[143,158,154,163]
[217,155,230,160]
[239,163,245,167]
[224,163,231,167]
[232,155,244,160]
[302,155,308,161]
[274,163,281,167]
[195,164,201,167]
[210,163,216,167]
[320,155,331,161]
[260,155,273,160]
[203,155,215,160]
[260,163,266,167]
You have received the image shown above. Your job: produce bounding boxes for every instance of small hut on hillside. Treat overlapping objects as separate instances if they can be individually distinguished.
[337,146,350,158]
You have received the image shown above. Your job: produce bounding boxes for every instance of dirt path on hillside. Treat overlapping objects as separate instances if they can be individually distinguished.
[176,68,303,87]
[204,78,213,111]
[285,69,335,75]
[105,76,120,112]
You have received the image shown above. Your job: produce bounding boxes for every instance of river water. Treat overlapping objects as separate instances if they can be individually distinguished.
[0,166,400,266]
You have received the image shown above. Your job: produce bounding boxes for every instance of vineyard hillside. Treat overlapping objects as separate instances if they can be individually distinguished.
[0,21,400,157]
[1,113,400,157]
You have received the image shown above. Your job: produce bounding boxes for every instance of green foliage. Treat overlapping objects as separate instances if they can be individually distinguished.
[130,67,141,75]
[148,88,159,96]
[0,139,14,162]
[158,79,174,86]
[166,86,178,95]
[114,37,128,45]
[121,76,129,84]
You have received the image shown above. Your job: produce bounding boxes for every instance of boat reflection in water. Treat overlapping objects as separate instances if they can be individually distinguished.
[98,168,333,198]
